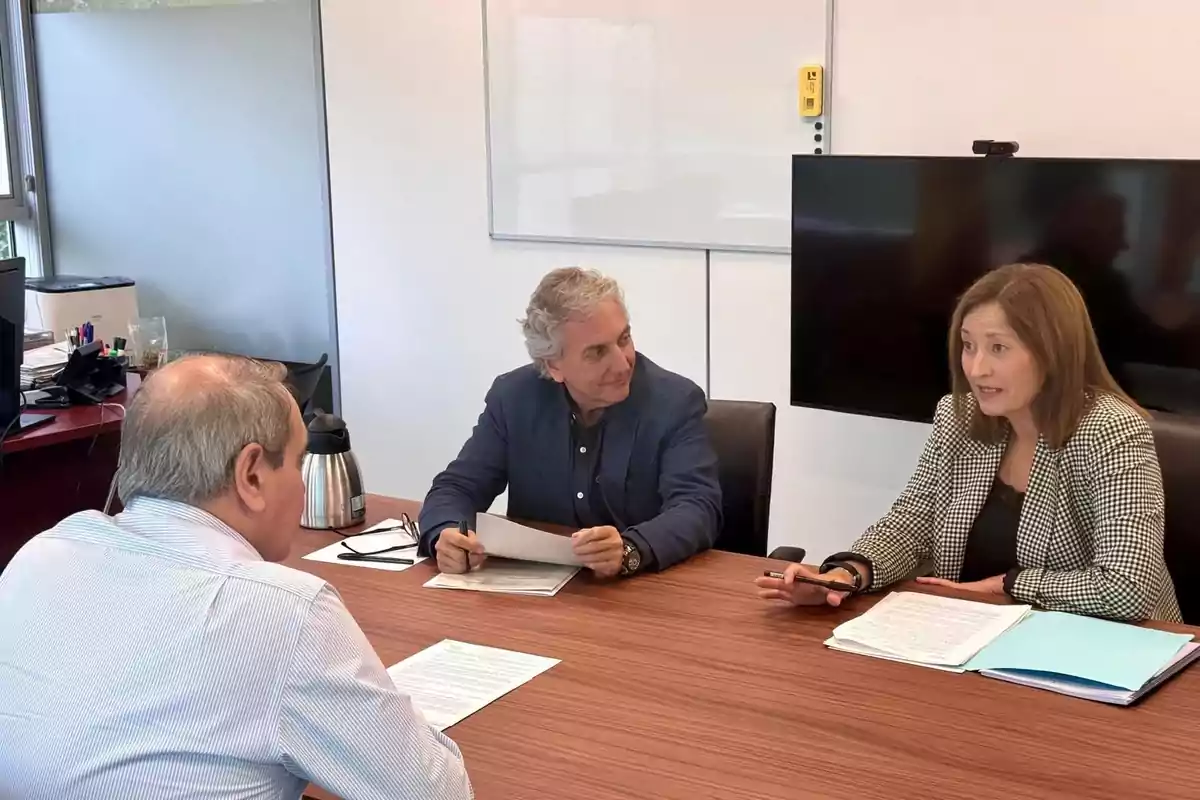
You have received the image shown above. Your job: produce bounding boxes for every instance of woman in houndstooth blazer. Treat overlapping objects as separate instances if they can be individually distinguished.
[758,263,1181,622]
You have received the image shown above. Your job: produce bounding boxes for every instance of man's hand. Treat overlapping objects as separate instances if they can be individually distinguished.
[915,574,1006,597]
[572,526,624,578]
[754,563,857,607]
[434,527,487,574]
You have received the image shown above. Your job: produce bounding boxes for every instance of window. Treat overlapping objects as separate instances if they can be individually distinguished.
[0,221,12,260]
[0,0,50,277]
[0,12,17,207]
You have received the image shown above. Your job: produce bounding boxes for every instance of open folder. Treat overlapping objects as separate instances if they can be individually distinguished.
[965,610,1199,705]
[826,593,1198,705]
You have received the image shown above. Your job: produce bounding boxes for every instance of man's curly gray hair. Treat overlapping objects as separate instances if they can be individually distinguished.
[520,267,628,378]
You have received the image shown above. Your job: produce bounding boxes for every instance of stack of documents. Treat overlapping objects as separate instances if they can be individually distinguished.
[423,513,581,596]
[826,592,1032,671]
[425,559,578,596]
[966,611,1199,705]
[387,640,560,730]
[19,341,70,389]
[23,328,53,352]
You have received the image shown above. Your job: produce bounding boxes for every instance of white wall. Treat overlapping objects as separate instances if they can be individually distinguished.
[321,0,925,556]
[832,0,1200,159]
[36,2,336,367]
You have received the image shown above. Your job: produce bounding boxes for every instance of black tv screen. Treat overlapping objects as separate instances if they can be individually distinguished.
[791,155,1200,422]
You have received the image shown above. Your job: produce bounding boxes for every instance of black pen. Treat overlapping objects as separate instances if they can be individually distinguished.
[337,553,415,565]
[458,519,470,536]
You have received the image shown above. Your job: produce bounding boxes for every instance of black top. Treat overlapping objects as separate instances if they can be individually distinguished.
[959,478,1024,583]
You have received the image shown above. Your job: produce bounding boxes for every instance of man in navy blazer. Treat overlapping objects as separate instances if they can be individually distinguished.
[418,267,722,578]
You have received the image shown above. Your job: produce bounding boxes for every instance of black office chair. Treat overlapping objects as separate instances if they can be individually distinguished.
[703,399,776,557]
[1153,414,1200,624]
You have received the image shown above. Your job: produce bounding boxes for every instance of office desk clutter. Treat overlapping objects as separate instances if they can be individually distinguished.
[22,327,53,351]
[56,341,127,405]
[19,341,70,389]
[23,275,139,353]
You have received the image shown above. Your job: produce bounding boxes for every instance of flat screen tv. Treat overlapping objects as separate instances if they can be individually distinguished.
[791,155,1200,422]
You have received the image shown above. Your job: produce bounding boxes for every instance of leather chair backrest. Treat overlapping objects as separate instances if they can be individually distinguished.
[703,400,777,557]
[1152,414,1200,624]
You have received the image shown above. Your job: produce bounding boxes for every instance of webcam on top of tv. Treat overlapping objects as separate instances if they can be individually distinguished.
[973,139,1020,157]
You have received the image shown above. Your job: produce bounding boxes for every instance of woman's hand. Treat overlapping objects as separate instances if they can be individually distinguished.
[755,563,857,607]
[915,573,1006,597]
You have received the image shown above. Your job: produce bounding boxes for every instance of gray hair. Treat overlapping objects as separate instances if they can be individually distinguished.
[117,354,297,506]
[519,267,627,377]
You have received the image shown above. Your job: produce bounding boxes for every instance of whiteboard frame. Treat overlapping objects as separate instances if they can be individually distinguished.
[480,0,837,254]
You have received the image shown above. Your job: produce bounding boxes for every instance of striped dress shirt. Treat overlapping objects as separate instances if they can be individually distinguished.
[0,498,473,800]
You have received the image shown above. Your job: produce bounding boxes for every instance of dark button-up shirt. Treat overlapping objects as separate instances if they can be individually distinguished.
[569,413,611,529]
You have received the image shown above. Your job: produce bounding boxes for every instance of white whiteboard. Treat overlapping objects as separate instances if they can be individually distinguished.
[484,0,828,252]
[833,0,1200,158]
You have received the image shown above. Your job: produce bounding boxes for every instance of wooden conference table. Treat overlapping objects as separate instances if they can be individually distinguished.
[0,375,139,569]
[290,496,1200,800]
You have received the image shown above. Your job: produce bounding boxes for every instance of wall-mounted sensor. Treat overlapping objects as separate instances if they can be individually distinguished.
[800,65,823,117]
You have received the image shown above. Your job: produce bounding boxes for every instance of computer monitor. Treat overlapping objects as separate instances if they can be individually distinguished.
[1,257,53,436]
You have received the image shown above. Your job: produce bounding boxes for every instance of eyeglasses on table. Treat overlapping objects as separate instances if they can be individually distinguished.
[337,513,420,557]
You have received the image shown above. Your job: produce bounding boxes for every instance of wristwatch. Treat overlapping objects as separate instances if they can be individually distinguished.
[619,538,643,576]
[820,560,864,593]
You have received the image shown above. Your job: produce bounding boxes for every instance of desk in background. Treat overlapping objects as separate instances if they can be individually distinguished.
[290,495,1200,800]
[0,375,138,569]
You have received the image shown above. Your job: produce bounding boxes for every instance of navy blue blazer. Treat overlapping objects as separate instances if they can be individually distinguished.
[418,354,723,570]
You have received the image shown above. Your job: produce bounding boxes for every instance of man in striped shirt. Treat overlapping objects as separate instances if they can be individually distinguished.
[0,355,473,800]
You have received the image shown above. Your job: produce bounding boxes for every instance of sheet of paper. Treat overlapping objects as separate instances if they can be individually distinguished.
[424,558,579,596]
[830,592,1031,667]
[965,610,1194,691]
[387,640,560,730]
[475,513,582,566]
[302,519,428,572]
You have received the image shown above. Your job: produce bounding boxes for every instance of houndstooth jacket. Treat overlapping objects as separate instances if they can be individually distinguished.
[849,392,1181,622]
